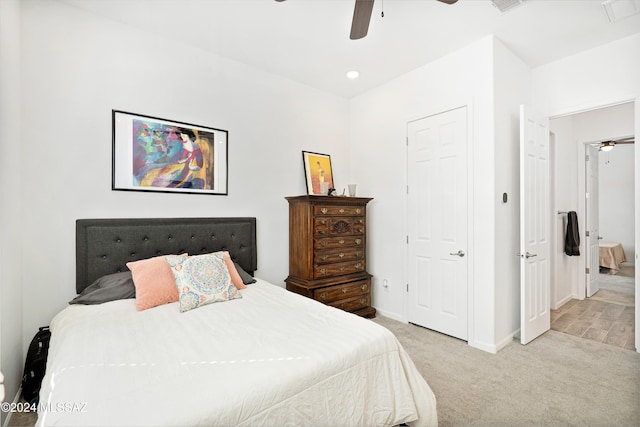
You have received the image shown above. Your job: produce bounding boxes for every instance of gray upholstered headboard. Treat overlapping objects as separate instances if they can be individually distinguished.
[76,217,257,294]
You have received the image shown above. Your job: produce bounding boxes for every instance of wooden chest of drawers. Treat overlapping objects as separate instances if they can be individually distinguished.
[285,195,375,318]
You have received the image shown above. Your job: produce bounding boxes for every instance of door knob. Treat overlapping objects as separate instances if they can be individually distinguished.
[449,250,465,257]
[524,252,537,259]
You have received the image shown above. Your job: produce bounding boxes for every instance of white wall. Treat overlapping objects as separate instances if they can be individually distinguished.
[550,101,635,305]
[569,103,635,261]
[493,39,532,345]
[0,0,25,414]
[20,0,350,350]
[549,115,579,308]
[532,34,640,117]
[599,143,635,261]
[533,33,640,351]
[349,36,501,352]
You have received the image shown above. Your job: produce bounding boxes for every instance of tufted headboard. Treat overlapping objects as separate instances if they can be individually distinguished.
[76,217,257,294]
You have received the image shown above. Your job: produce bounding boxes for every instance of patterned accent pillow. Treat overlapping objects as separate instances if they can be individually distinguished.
[167,252,242,313]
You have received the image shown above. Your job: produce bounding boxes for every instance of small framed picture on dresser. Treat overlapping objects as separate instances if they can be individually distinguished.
[302,151,334,196]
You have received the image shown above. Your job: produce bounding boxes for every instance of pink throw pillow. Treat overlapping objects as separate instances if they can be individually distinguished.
[222,251,247,290]
[127,254,187,311]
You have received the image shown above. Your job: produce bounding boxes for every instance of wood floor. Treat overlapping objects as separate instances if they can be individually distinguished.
[551,264,635,351]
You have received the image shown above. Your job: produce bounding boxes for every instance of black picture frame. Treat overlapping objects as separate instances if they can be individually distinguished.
[112,110,228,195]
[302,151,334,195]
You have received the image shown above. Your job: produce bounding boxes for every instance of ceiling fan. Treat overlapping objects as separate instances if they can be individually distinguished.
[275,0,459,40]
[599,136,635,152]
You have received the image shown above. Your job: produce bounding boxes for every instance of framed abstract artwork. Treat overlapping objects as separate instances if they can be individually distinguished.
[302,151,334,195]
[112,110,228,195]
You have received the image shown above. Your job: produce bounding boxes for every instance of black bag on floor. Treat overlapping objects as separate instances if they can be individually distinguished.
[22,326,51,404]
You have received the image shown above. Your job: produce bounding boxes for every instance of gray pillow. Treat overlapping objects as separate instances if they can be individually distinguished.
[234,262,256,284]
[69,271,136,305]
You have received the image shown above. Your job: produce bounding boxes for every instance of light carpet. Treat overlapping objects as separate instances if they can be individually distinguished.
[374,316,640,427]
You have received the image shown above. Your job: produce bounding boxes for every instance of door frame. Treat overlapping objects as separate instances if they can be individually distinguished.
[551,96,638,353]
[403,101,476,348]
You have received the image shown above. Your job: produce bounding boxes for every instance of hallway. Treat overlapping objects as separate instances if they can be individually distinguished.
[551,264,635,351]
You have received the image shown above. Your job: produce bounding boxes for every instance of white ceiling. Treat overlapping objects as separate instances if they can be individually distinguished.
[58,0,640,98]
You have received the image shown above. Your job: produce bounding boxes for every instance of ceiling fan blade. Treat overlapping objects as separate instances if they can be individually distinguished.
[436,0,459,4]
[350,0,375,40]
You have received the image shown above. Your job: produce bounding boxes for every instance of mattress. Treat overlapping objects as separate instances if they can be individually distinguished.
[37,279,437,426]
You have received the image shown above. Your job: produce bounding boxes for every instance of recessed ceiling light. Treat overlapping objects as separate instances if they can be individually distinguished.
[346,70,360,79]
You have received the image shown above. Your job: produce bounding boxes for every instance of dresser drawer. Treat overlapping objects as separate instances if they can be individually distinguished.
[314,217,365,237]
[314,248,364,265]
[314,280,370,304]
[314,259,365,278]
[327,294,371,313]
[314,205,365,216]
[314,235,364,250]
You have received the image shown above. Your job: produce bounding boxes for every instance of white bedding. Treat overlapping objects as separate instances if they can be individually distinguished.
[37,279,437,427]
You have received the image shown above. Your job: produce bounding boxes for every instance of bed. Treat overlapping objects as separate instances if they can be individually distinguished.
[599,241,627,274]
[37,217,437,427]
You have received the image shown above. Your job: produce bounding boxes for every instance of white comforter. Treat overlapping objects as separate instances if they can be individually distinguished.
[37,280,437,427]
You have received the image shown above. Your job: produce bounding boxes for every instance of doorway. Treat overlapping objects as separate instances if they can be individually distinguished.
[549,102,636,350]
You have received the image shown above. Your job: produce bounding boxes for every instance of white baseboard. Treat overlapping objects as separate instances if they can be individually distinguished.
[552,294,573,310]
[372,307,407,323]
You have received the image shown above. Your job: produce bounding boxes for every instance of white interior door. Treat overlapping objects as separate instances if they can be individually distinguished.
[520,105,551,345]
[586,144,600,297]
[407,107,468,341]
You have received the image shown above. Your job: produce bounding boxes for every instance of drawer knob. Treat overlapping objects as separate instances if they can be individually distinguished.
[321,241,328,247]
[356,208,361,214]
[339,266,345,271]
[320,292,328,300]
[321,255,328,261]
[339,253,345,258]
[360,299,366,305]
[321,208,328,214]
[355,239,362,245]
[339,239,345,244]
[361,284,367,291]
[320,268,327,275]
[339,208,345,213]
[342,288,348,293]
[354,263,362,269]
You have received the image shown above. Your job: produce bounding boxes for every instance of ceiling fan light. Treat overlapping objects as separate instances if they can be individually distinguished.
[600,141,615,152]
